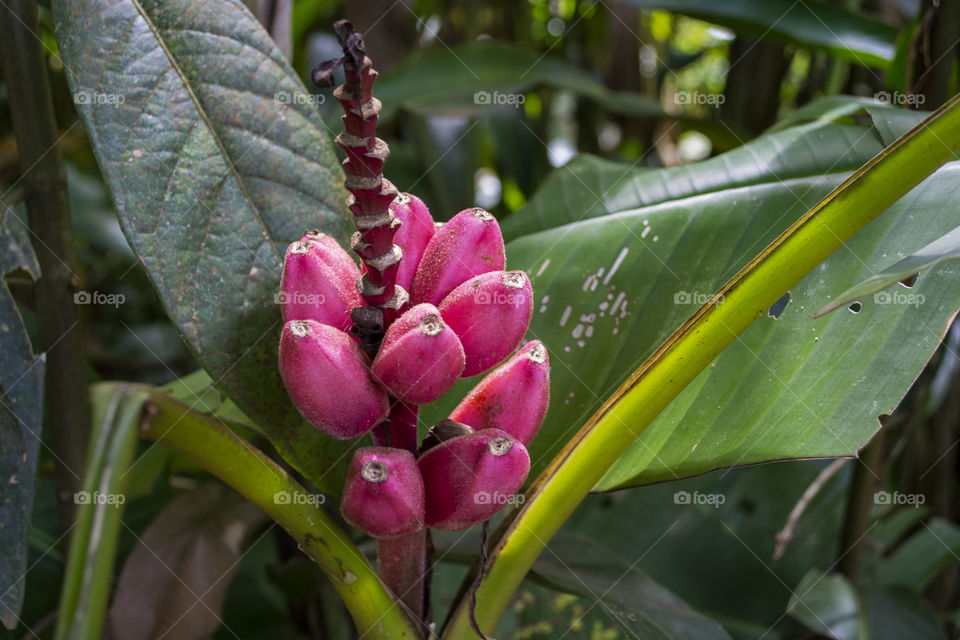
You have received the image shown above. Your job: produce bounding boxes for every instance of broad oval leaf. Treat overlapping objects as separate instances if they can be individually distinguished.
[53,0,355,493]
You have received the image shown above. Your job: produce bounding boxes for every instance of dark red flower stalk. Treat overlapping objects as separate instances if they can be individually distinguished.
[323,20,406,330]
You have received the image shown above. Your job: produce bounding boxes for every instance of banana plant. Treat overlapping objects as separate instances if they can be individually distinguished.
[38,0,960,637]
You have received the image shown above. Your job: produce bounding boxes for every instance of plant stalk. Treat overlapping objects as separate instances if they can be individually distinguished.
[324,20,406,329]
[442,93,960,639]
[377,400,426,618]
[0,0,91,532]
[320,21,427,624]
[377,531,427,620]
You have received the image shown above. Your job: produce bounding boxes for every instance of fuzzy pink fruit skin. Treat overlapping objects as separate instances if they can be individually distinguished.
[439,270,533,377]
[280,232,363,332]
[340,447,425,538]
[391,193,435,294]
[449,340,549,445]
[410,208,505,306]
[279,319,389,439]
[418,428,530,530]
[371,304,465,405]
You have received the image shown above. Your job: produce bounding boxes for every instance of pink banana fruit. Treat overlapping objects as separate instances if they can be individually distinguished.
[439,270,533,377]
[410,208,505,306]
[279,319,389,439]
[418,428,530,530]
[341,447,425,538]
[449,340,550,445]
[371,303,465,405]
[279,232,363,332]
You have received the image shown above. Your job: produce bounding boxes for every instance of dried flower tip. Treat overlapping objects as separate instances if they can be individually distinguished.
[362,460,389,483]
[488,436,513,456]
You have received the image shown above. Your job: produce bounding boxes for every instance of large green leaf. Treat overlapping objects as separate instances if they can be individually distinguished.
[501,99,924,240]
[53,0,356,494]
[432,99,959,489]
[425,100,960,490]
[0,208,44,630]
[627,0,898,68]
[444,95,960,639]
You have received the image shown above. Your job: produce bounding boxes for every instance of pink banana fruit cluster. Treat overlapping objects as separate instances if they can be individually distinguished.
[278,195,550,533]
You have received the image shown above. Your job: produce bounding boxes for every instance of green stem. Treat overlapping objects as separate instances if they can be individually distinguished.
[442,94,960,639]
[141,388,420,639]
[56,384,145,640]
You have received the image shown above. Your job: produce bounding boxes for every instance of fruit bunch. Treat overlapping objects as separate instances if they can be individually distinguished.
[275,24,550,617]
[278,196,551,532]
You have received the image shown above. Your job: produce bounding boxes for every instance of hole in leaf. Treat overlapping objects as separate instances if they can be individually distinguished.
[899,274,918,288]
[849,302,862,314]
[768,291,791,319]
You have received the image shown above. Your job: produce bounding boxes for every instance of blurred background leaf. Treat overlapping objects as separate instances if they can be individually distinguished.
[0,207,44,630]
